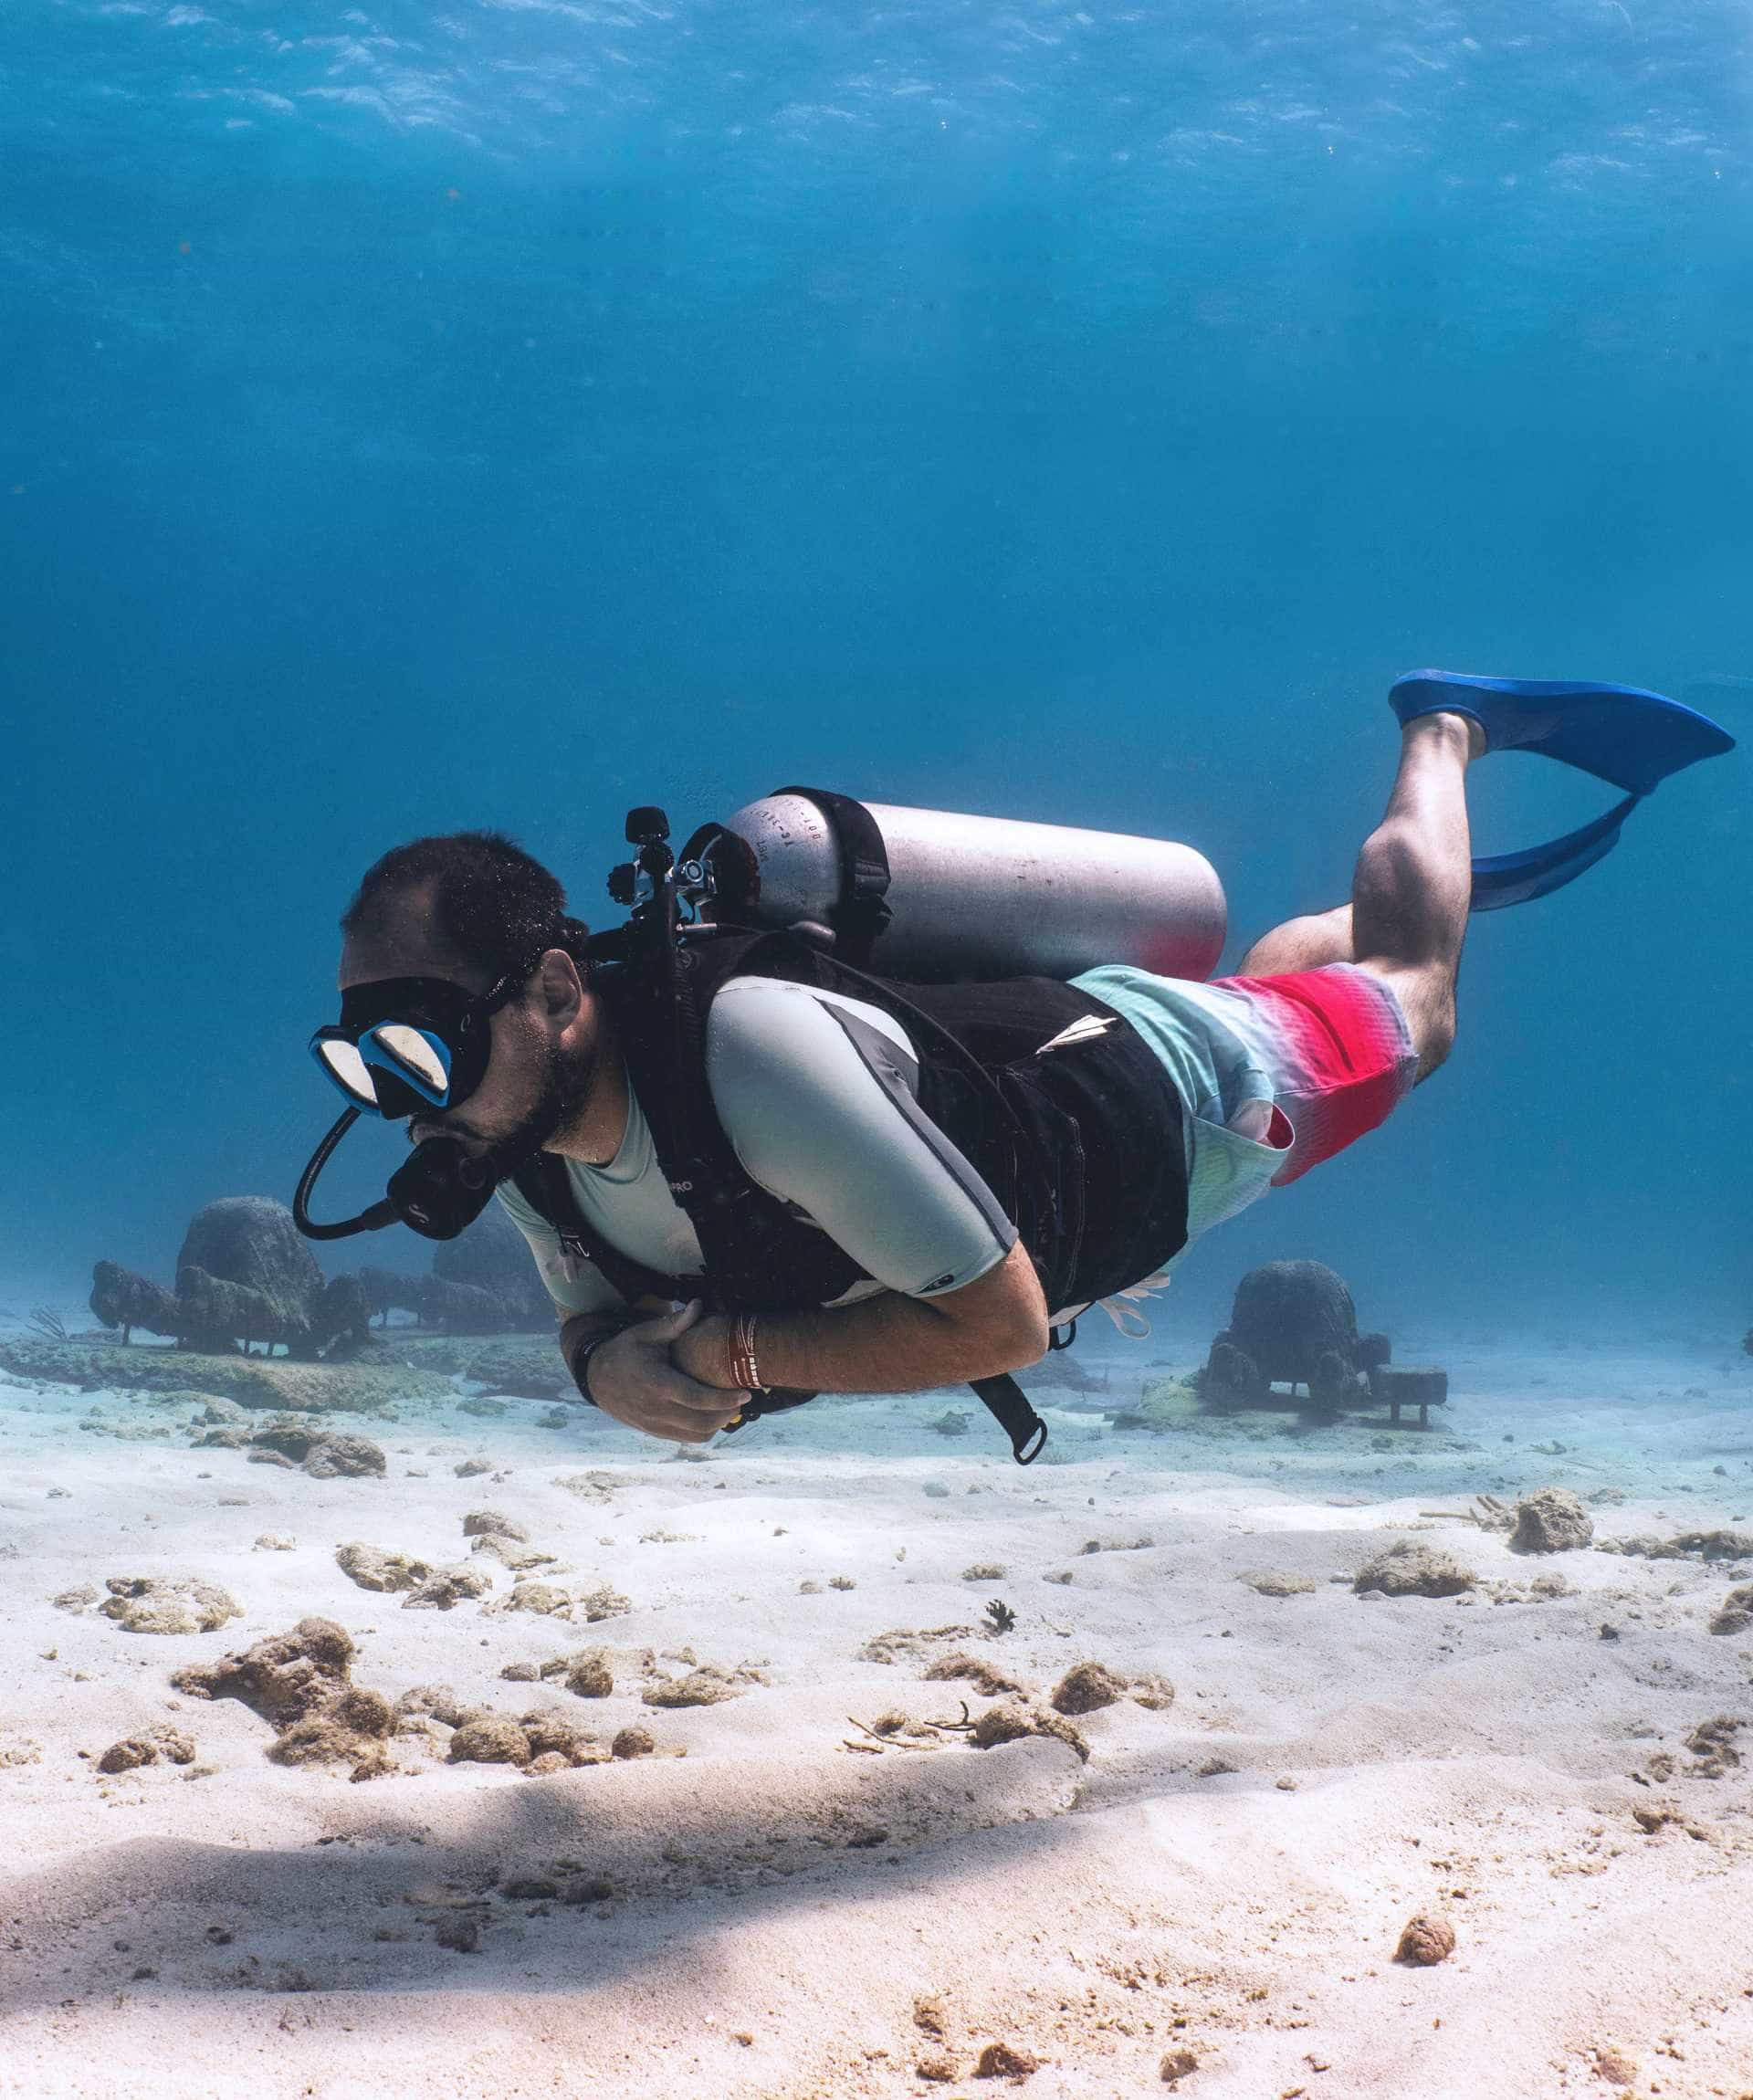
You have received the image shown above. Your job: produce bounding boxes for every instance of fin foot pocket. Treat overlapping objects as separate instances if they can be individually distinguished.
[1391,668,1734,796]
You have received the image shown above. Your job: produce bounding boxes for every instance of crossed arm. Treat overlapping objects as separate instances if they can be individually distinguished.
[558,1239,1050,1444]
[545,975,1055,1439]
[673,1236,1050,1393]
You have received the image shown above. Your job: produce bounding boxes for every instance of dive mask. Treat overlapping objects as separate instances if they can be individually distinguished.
[310,971,522,1120]
[296,967,536,1243]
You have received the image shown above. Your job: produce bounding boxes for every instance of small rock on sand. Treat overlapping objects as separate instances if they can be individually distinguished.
[447,1707,603,1769]
[302,1433,386,1478]
[861,1625,978,1666]
[646,1671,742,1705]
[394,1685,467,1727]
[1049,1662,1129,1716]
[969,1702,1088,1763]
[470,1536,559,1571]
[97,1723,197,1774]
[462,1510,528,1541]
[403,1564,493,1611]
[554,1471,618,1502]
[100,1575,241,1635]
[555,1650,613,1698]
[173,1618,394,1779]
[1160,2046,1201,2084]
[454,1455,494,1478]
[1597,1528,1753,1563]
[519,1708,602,1762]
[1684,1714,1744,1776]
[1510,1487,1593,1554]
[244,1415,325,1461]
[484,1580,571,1618]
[479,1578,603,1620]
[1395,1911,1457,1965]
[1353,1540,1475,1598]
[611,1725,655,1759]
[272,1688,395,1771]
[445,1713,527,1764]
[972,2040,1039,2079]
[335,1542,431,1593]
[173,1617,351,1721]
[642,1664,752,1708]
[253,1534,296,1552]
[238,1416,385,1477]
[923,1654,1031,1697]
[1708,1585,1753,1636]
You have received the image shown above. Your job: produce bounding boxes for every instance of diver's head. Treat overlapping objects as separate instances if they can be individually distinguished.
[331,830,601,1171]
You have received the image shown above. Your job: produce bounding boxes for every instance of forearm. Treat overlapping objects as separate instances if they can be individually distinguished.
[681,1292,1040,1397]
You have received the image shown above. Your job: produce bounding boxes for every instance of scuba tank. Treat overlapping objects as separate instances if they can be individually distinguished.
[682,789,1226,981]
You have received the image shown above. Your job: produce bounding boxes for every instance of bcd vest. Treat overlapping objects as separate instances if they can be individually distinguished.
[513,926,1191,1462]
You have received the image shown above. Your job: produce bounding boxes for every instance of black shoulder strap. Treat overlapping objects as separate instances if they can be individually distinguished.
[510,1152,706,1308]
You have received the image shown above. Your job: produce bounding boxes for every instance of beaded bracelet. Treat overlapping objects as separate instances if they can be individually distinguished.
[728,1308,767,1393]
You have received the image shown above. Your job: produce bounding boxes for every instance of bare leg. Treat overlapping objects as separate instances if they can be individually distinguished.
[1236,714,1485,1081]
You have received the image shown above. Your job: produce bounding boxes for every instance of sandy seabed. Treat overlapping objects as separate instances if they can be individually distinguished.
[2,1316,1751,2100]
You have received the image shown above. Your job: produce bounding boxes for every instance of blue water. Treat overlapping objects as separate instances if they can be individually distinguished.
[4,1,1748,1341]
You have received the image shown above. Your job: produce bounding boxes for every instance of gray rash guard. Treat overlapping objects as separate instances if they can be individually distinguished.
[494,976,1019,1321]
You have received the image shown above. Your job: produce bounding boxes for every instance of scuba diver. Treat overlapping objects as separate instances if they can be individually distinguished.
[298,671,1733,1462]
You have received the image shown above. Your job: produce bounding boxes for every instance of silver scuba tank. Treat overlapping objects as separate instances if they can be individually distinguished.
[704,792,1226,982]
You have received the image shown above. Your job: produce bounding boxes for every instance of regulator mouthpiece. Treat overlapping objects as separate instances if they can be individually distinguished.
[292,1112,499,1243]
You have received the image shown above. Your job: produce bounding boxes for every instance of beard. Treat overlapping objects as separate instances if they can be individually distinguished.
[409,1031,596,1200]
[473,1033,595,1187]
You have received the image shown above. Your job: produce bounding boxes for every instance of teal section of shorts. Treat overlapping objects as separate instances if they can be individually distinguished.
[1068,965,1287,1245]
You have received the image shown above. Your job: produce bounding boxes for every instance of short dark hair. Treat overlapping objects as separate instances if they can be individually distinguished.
[341,831,590,984]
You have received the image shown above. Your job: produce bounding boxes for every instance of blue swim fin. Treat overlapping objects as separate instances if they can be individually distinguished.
[1390,669,1734,796]
[1389,669,1736,911]
[1467,793,1640,913]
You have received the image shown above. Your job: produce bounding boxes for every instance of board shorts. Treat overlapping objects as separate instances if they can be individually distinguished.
[1197,962,1422,1185]
[1069,960,1422,1262]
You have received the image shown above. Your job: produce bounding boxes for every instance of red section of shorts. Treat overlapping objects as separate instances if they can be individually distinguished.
[1204,965,1414,1184]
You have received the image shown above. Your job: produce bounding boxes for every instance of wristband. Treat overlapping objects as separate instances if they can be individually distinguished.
[569,1327,623,1407]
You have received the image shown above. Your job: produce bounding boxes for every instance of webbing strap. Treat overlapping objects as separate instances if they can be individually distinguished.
[511,1152,704,1308]
[967,1372,1049,1465]
[770,785,894,966]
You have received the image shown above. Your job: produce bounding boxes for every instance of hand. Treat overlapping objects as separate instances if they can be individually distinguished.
[585,1300,748,1446]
